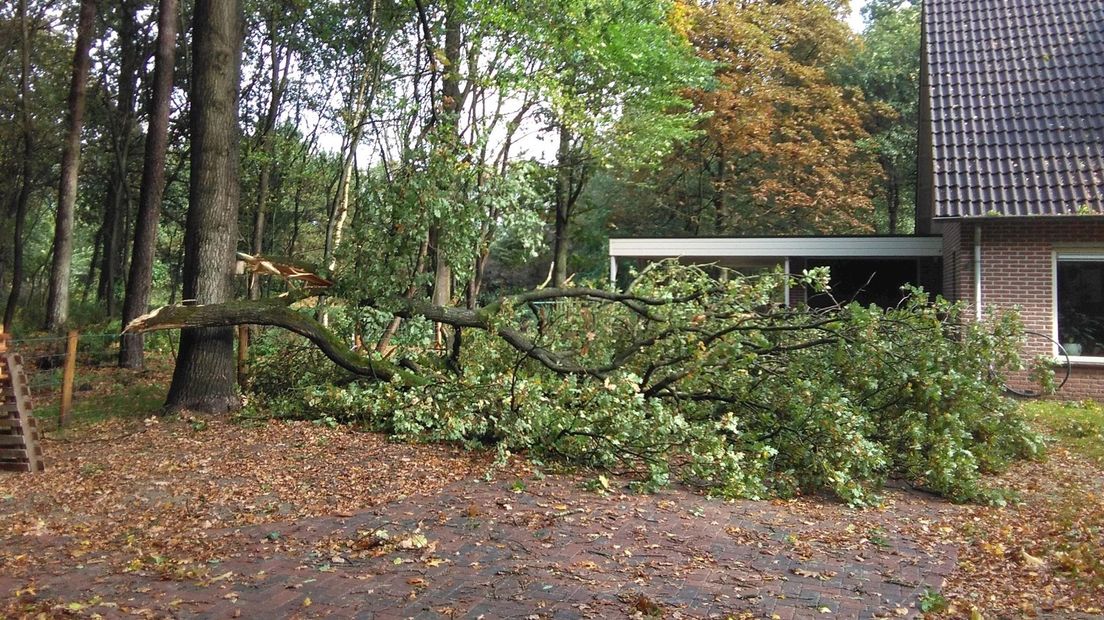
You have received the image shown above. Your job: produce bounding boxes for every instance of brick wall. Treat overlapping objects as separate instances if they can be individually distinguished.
[944,218,1104,400]
[941,221,965,303]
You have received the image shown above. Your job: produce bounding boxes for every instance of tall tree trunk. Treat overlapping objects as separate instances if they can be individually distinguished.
[322,61,372,273]
[81,223,103,304]
[552,124,573,288]
[165,0,243,413]
[885,162,900,234]
[712,148,727,234]
[429,0,462,315]
[45,0,98,331]
[97,168,127,314]
[120,0,177,368]
[3,0,33,330]
[250,17,289,300]
[99,0,142,317]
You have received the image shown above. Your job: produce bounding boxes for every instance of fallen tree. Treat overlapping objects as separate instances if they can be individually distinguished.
[127,258,1043,504]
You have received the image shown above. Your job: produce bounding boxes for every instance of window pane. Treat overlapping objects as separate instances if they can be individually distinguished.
[1057,260,1104,357]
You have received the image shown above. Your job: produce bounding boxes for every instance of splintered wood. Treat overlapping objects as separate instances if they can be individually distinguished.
[0,329,44,472]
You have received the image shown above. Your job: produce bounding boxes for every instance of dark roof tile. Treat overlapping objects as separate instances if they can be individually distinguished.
[925,0,1104,217]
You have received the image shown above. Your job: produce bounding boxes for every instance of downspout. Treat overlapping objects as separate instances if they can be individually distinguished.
[974,225,983,320]
[783,257,791,308]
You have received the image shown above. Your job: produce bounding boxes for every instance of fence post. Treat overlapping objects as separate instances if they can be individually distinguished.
[59,330,78,429]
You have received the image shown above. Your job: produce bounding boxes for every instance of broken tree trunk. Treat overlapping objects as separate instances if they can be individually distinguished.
[126,300,422,384]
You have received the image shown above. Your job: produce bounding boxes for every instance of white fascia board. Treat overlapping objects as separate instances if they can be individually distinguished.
[608,237,944,259]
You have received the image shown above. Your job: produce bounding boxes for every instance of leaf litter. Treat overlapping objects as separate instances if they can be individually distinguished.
[0,413,1101,618]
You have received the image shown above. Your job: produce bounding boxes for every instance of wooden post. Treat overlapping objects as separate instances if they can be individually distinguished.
[59,329,78,428]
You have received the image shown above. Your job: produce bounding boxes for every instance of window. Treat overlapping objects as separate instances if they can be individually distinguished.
[1056,253,1104,360]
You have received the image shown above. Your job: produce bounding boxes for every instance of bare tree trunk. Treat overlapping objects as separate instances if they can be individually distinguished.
[712,148,726,234]
[120,0,177,368]
[886,165,900,234]
[165,0,243,413]
[322,64,371,273]
[552,124,573,288]
[250,17,289,300]
[4,183,30,331]
[98,0,143,317]
[45,0,98,331]
[98,165,128,314]
[429,0,463,325]
[3,0,33,330]
[81,223,103,304]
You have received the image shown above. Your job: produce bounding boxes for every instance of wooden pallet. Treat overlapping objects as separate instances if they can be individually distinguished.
[0,331,44,473]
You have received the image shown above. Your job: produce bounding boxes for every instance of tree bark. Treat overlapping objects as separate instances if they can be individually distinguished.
[120,0,178,368]
[321,69,369,282]
[713,147,727,234]
[885,161,900,234]
[164,0,243,413]
[250,16,289,301]
[552,124,573,288]
[429,0,463,312]
[45,0,98,331]
[4,0,33,331]
[126,282,728,387]
[99,1,144,316]
[129,301,423,384]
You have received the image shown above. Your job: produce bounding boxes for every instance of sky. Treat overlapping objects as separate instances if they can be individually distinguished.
[848,0,868,32]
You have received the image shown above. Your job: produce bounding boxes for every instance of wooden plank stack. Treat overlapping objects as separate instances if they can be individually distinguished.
[0,328,44,472]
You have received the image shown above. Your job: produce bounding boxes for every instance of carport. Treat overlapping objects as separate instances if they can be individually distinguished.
[608,236,944,307]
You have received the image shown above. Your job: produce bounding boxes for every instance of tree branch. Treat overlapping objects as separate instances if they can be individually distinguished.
[125,301,426,385]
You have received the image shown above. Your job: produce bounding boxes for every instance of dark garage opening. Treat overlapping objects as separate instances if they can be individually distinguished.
[804,259,933,309]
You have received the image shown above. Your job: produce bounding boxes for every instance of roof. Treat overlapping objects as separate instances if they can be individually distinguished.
[924,0,1104,218]
[608,237,944,259]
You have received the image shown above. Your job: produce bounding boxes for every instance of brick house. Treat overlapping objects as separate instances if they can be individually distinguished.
[917,0,1104,398]
[610,0,1104,399]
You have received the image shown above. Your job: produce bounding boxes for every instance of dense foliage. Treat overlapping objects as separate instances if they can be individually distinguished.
[840,0,921,233]
[248,263,1042,505]
[2,0,922,334]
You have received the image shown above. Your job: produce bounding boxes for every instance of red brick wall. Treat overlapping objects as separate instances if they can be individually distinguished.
[944,219,1104,400]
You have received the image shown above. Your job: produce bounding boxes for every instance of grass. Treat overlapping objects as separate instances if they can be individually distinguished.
[1023,399,1104,464]
[35,378,167,434]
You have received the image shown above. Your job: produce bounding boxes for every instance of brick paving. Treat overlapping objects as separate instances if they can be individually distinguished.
[2,474,956,619]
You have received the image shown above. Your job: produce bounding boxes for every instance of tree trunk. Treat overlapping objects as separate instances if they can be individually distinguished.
[98,0,143,317]
[431,0,462,308]
[3,0,33,331]
[120,0,177,368]
[552,124,573,288]
[97,169,127,314]
[165,0,243,413]
[322,61,372,274]
[250,18,289,301]
[45,0,98,331]
[713,147,727,234]
[5,179,31,331]
[81,223,103,304]
[886,165,900,234]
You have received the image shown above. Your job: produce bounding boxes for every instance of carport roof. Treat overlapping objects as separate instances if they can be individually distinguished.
[608,236,944,259]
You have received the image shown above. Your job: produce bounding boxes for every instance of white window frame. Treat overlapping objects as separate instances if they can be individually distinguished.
[1053,249,1104,365]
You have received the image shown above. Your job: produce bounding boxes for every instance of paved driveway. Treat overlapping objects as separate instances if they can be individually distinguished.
[4,473,955,619]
